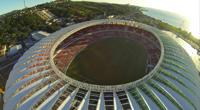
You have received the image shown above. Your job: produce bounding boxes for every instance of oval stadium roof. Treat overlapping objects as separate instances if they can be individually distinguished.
[3,19,200,110]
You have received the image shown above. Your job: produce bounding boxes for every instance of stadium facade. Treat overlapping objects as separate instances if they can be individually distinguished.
[3,19,200,110]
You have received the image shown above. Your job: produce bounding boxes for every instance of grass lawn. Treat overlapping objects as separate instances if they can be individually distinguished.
[66,37,148,85]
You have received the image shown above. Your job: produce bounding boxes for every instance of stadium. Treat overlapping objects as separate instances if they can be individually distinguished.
[3,19,200,110]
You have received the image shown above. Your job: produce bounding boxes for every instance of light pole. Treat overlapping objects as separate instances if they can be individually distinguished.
[24,0,27,8]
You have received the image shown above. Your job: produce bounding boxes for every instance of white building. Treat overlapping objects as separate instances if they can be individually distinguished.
[3,19,200,110]
[7,44,22,56]
[0,45,6,56]
[31,31,50,41]
[36,9,56,21]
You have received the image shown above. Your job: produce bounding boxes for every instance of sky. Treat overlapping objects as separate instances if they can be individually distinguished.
[0,0,199,38]
[0,0,54,15]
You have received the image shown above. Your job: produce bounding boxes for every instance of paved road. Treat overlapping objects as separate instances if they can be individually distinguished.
[0,54,21,90]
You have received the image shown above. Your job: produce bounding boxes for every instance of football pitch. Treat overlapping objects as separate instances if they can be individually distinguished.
[66,37,148,85]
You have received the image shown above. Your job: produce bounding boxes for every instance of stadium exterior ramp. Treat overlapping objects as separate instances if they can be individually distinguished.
[3,19,200,110]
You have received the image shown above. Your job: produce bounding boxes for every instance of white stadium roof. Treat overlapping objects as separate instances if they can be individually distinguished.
[3,19,200,110]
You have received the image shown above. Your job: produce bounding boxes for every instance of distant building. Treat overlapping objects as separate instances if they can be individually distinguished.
[7,45,22,56]
[55,0,64,3]
[0,88,4,94]
[65,21,75,26]
[0,45,6,57]
[31,31,50,41]
[36,9,56,21]
[107,15,114,19]
[55,0,70,3]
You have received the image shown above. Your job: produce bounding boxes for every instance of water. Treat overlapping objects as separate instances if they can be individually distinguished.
[142,7,190,31]
[142,7,200,39]
[143,8,200,71]
[142,7,200,71]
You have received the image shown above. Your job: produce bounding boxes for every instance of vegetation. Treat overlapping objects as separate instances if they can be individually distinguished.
[0,10,60,46]
[132,13,200,49]
[0,1,199,50]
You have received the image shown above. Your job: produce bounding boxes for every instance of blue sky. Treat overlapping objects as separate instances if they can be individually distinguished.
[0,0,54,15]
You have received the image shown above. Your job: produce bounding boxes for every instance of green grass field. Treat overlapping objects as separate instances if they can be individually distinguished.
[66,37,148,85]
